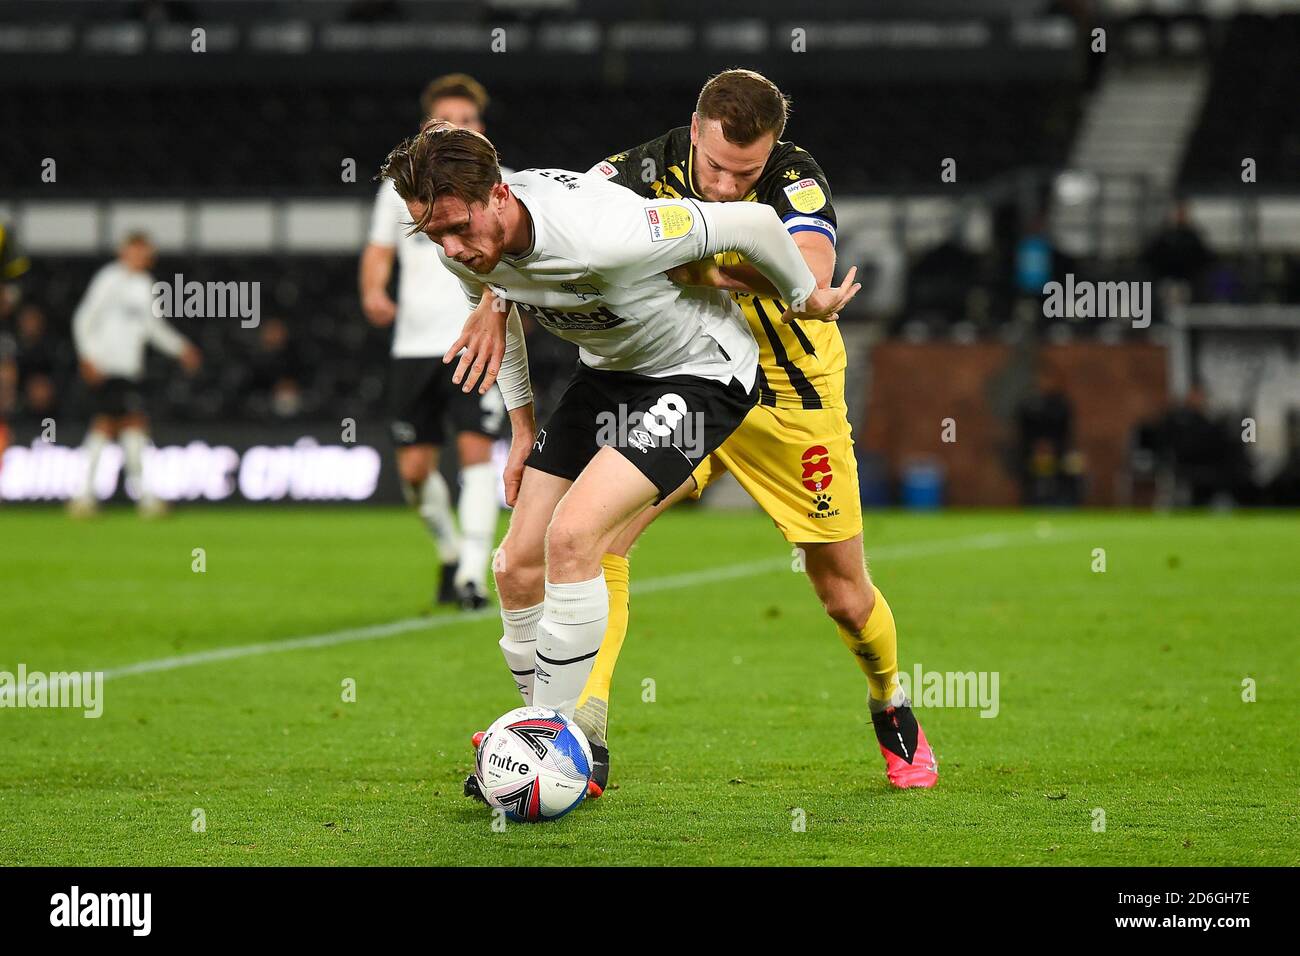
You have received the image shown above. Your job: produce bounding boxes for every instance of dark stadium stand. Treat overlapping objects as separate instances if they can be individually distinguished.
[1,4,1294,445]
[1179,14,1300,188]
[0,81,1081,196]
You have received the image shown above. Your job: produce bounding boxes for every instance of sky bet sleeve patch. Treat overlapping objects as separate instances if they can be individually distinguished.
[645,204,694,242]
[783,178,827,214]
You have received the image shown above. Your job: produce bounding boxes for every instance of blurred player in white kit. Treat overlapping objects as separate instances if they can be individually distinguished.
[360,74,507,610]
[68,232,201,518]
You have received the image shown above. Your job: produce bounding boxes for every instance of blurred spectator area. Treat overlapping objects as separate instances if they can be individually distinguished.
[4,2,1299,511]
[0,81,1081,197]
[1179,13,1300,188]
[861,340,1170,507]
[7,254,386,423]
[2,253,580,427]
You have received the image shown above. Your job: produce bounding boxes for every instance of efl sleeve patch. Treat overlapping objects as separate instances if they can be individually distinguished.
[783,178,828,214]
[645,204,694,241]
[592,161,619,179]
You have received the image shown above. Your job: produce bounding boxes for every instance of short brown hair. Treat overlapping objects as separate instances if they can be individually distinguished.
[379,121,502,234]
[420,73,489,117]
[695,69,790,144]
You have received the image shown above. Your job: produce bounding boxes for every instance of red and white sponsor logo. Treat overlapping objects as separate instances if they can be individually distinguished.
[596,162,618,178]
[800,444,833,492]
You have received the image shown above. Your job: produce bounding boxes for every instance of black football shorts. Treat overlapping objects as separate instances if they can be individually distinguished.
[525,362,757,502]
[89,377,148,417]
[388,356,507,447]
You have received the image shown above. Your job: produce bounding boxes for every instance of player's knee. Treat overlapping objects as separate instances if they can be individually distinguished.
[397,454,430,487]
[493,539,544,600]
[822,583,874,634]
[544,517,601,578]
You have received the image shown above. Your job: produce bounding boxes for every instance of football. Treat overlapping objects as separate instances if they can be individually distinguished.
[474,707,593,822]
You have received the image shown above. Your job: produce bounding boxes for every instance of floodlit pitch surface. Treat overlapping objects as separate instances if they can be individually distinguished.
[0,507,1295,866]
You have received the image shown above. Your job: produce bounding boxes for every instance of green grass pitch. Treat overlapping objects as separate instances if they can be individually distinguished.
[0,505,1296,866]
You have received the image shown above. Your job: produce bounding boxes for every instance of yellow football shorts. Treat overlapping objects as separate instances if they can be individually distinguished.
[690,398,863,544]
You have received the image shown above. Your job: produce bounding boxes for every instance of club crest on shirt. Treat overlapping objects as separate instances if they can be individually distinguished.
[645,204,694,242]
[783,178,827,214]
[560,281,603,300]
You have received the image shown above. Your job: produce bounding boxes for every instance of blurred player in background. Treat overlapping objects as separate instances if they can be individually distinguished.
[577,70,938,790]
[360,74,507,610]
[68,232,200,518]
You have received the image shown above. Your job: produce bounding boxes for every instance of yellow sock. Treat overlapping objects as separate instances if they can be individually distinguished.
[836,585,902,703]
[574,553,630,746]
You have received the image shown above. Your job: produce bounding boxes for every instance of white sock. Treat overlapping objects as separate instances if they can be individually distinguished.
[119,427,153,506]
[416,471,460,564]
[78,430,108,502]
[455,462,500,591]
[533,575,609,719]
[499,602,543,705]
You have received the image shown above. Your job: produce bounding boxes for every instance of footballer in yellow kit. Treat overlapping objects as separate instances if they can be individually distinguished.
[573,69,938,794]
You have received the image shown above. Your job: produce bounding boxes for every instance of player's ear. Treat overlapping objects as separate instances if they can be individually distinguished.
[689,112,699,143]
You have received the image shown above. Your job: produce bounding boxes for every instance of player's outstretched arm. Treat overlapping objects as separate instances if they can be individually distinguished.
[502,402,536,507]
[443,289,534,505]
[703,203,860,321]
[666,206,838,300]
[664,258,779,298]
[145,297,201,367]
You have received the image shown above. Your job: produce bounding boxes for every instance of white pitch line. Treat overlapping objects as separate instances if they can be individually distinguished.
[3,526,1071,694]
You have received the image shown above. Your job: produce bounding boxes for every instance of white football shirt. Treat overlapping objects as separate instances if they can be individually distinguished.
[441,168,766,390]
[72,261,187,380]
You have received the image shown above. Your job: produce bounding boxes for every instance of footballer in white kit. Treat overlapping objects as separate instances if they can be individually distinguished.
[68,232,201,518]
[359,74,507,609]
[378,123,859,802]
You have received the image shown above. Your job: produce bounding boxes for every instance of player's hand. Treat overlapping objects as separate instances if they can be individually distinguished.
[778,266,861,323]
[443,291,507,395]
[362,290,397,327]
[503,434,531,507]
[79,360,103,387]
[179,344,202,375]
